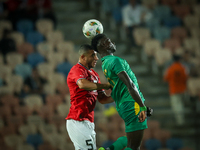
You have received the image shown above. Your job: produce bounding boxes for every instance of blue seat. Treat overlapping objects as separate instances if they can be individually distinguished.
[15,63,32,80]
[27,53,45,68]
[56,62,72,79]
[145,138,162,150]
[166,138,183,150]
[26,31,44,47]
[146,17,161,33]
[26,134,43,150]
[153,26,171,43]
[16,19,34,37]
[153,5,171,20]
[120,0,129,6]
[163,16,181,28]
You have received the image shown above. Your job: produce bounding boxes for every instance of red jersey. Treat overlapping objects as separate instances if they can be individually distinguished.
[66,63,101,122]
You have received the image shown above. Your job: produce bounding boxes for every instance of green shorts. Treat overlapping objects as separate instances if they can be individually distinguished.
[118,101,148,133]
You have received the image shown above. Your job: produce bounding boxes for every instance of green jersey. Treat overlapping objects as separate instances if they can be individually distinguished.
[101,55,145,111]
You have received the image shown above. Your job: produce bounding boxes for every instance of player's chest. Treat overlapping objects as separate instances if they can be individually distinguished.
[85,71,98,83]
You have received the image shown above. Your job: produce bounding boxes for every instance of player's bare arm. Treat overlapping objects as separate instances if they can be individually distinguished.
[77,78,111,90]
[117,71,146,122]
[97,91,114,104]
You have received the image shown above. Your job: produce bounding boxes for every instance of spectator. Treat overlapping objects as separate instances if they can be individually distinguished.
[122,0,153,45]
[0,29,16,58]
[21,68,47,97]
[164,55,188,126]
[26,0,56,27]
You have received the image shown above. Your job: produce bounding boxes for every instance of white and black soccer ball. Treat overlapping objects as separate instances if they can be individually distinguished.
[82,19,103,39]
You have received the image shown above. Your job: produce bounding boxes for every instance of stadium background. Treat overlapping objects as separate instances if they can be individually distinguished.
[0,0,200,150]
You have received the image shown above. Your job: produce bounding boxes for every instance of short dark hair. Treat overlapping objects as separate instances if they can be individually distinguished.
[173,54,181,62]
[91,34,106,52]
[79,44,93,56]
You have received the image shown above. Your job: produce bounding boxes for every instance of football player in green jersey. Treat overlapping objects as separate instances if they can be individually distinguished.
[91,34,152,150]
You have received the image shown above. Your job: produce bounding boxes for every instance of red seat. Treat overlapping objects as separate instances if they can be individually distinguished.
[0,125,16,136]
[5,115,24,130]
[13,105,32,122]
[161,0,178,7]
[171,27,188,43]
[47,114,65,129]
[17,42,34,59]
[0,95,19,108]
[164,38,181,53]
[56,84,70,99]
[45,94,63,111]
[173,5,191,19]
[37,104,54,119]
[0,106,12,118]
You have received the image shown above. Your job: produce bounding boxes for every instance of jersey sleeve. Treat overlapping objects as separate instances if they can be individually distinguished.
[111,57,126,75]
[73,67,86,84]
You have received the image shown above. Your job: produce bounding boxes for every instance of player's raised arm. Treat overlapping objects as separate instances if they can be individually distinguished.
[77,78,111,91]
[117,71,147,122]
[97,91,114,104]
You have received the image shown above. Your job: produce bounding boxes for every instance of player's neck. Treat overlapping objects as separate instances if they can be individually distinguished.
[78,61,90,70]
[100,53,113,58]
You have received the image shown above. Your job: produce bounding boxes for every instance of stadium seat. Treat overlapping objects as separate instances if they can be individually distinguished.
[189,28,200,38]
[15,63,32,80]
[57,103,70,117]
[0,94,19,107]
[16,19,34,37]
[27,52,45,68]
[133,27,151,46]
[0,106,11,118]
[37,62,54,80]
[46,30,64,47]
[183,38,200,51]
[19,124,37,140]
[161,0,178,7]
[153,5,171,20]
[38,142,56,150]
[13,105,32,122]
[152,129,171,145]
[171,27,188,43]
[166,138,183,150]
[163,16,181,28]
[142,0,158,8]
[183,15,200,29]
[43,83,56,95]
[46,133,67,149]
[173,5,191,19]
[6,52,23,69]
[26,133,43,150]
[145,138,162,150]
[180,0,197,6]
[143,39,161,57]
[0,125,16,137]
[24,94,43,110]
[27,115,45,128]
[0,65,12,80]
[56,62,72,78]
[38,123,57,136]
[142,128,152,141]
[56,83,70,98]
[4,134,23,148]
[154,48,172,66]
[164,38,181,53]
[47,73,66,86]
[46,52,65,68]
[179,147,194,150]
[0,117,4,129]
[6,115,24,130]
[0,54,3,65]
[153,26,171,43]
[0,78,3,87]
[0,85,14,95]
[67,51,79,65]
[5,75,23,94]
[26,31,44,47]
[10,32,25,46]
[0,20,12,32]
[193,5,200,16]
[56,41,74,57]
[45,94,63,111]
[146,17,161,33]
[17,42,34,59]
[47,114,65,128]
[17,144,35,150]
[187,77,200,97]
[37,104,54,119]
[36,19,54,36]
[147,120,160,131]
[36,42,54,58]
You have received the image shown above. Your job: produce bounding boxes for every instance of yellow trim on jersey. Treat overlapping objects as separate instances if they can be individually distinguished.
[134,102,140,115]
[107,77,115,87]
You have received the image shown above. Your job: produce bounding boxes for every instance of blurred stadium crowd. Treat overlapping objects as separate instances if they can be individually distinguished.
[0,0,200,150]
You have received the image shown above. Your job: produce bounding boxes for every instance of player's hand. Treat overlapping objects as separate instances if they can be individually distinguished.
[138,111,146,122]
[104,83,112,90]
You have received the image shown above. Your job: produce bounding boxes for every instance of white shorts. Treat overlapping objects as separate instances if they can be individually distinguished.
[66,119,97,150]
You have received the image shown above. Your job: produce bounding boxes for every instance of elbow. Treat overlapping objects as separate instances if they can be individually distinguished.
[78,82,85,89]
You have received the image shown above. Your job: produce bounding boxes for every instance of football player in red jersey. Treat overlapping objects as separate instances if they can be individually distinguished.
[66,44,114,150]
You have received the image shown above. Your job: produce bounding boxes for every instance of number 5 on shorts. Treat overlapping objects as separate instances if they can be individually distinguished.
[86,139,93,150]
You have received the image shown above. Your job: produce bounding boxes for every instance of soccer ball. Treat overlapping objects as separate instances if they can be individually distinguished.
[82,19,103,39]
